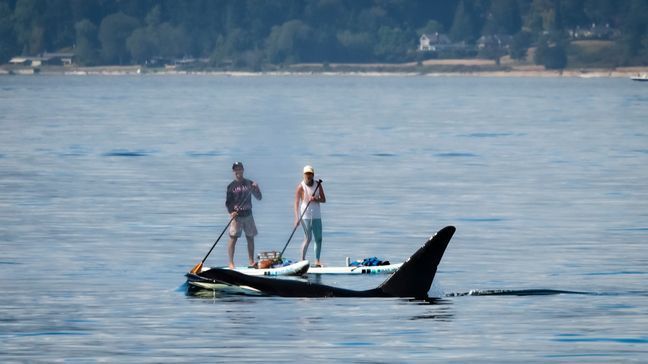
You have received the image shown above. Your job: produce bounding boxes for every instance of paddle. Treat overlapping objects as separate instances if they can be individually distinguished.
[189,214,236,274]
[278,179,322,261]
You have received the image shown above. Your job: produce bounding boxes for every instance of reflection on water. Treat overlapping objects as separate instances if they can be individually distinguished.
[410,300,455,321]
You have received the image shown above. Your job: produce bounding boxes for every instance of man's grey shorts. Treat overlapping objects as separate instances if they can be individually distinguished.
[229,215,258,238]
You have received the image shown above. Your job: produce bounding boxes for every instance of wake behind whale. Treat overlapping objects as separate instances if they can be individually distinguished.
[445,289,590,297]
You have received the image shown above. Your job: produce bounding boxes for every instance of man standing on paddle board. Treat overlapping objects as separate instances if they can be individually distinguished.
[226,162,262,269]
[295,165,326,267]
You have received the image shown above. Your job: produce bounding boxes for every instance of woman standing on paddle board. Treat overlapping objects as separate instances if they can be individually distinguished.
[295,165,326,267]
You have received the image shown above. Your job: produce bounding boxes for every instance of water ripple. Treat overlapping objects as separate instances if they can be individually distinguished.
[435,152,478,157]
[554,335,648,344]
[461,132,514,138]
[102,149,152,157]
[584,271,646,276]
[458,217,504,222]
[186,151,223,157]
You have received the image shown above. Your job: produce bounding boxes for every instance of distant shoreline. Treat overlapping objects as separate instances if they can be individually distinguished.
[1,63,646,78]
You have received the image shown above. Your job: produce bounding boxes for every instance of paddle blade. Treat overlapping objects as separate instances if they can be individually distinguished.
[190,262,203,274]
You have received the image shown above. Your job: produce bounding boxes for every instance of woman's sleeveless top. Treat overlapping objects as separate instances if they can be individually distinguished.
[300,180,321,219]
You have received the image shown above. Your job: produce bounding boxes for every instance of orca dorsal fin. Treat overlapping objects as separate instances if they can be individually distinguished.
[378,226,455,298]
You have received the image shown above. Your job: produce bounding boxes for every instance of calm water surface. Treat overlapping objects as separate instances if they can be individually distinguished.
[1,75,647,362]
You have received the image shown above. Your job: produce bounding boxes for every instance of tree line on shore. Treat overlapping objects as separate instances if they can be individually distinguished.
[0,0,646,70]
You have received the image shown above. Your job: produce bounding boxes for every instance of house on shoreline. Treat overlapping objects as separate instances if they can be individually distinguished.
[477,35,513,50]
[569,23,620,40]
[418,32,453,52]
[9,52,75,67]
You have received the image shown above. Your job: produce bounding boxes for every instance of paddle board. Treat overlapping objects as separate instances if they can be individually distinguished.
[307,262,402,275]
[201,259,310,276]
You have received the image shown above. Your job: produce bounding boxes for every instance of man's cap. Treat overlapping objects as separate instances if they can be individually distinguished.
[232,162,244,170]
[303,165,314,174]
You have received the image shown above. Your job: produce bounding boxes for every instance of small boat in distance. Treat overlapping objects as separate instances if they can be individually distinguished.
[631,73,648,82]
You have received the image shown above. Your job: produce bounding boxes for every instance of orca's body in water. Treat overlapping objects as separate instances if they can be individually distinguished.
[186,226,455,299]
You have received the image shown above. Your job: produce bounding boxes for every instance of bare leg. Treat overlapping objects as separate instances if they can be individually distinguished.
[228,236,237,269]
[246,235,255,266]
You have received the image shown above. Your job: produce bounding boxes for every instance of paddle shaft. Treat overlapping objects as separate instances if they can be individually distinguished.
[190,186,257,273]
[200,214,235,265]
[279,179,322,258]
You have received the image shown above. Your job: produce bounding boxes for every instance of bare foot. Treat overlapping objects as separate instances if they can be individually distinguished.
[228,263,235,269]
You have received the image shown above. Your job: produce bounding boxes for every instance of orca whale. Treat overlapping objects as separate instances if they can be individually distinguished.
[186,226,455,299]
